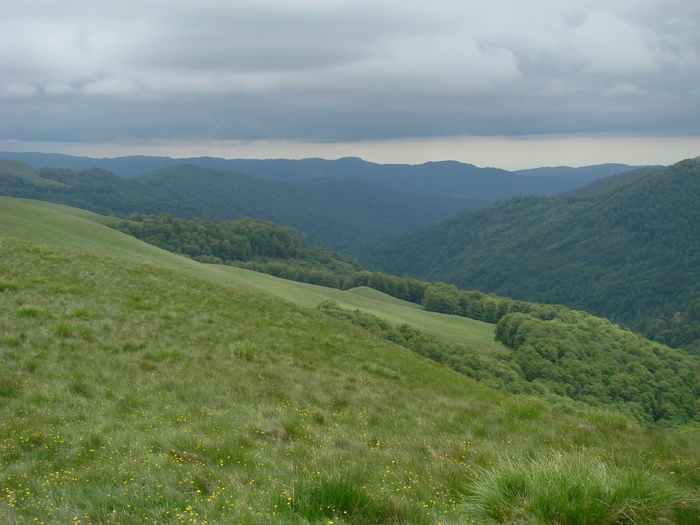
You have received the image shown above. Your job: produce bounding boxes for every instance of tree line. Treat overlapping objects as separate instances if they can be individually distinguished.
[113,213,430,302]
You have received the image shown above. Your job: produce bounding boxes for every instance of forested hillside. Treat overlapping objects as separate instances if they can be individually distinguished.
[0,159,198,217]
[131,164,468,251]
[0,160,467,252]
[359,159,700,352]
[561,166,660,197]
[114,213,365,276]
[319,298,700,426]
[0,154,653,254]
[113,213,430,300]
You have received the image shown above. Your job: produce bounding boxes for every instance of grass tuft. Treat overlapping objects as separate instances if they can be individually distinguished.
[360,362,401,381]
[14,307,42,318]
[54,322,73,338]
[460,451,700,524]
[501,396,549,421]
[0,377,21,398]
[230,341,260,361]
[583,407,636,431]
[0,282,19,292]
[286,467,395,524]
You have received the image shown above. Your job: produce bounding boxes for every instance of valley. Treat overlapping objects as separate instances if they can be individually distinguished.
[1,154,699,524]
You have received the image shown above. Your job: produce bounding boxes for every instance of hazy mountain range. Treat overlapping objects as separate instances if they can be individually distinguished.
[0,152,652,253]
[0,151,649,203]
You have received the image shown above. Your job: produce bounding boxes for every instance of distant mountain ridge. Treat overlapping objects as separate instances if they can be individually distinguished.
[131,164,470,251]
[0,151,647,205]
[561,166,662,197]
[0,159,468,252]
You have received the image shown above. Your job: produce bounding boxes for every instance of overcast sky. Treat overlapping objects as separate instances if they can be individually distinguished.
[1,0,699,169]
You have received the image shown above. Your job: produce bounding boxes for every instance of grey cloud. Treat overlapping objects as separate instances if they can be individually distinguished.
[1,0,699,145]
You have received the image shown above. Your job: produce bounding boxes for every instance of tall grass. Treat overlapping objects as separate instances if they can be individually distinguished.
[461,451,700,524]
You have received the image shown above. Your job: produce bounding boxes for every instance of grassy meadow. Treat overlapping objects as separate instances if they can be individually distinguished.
[1,196,699,524]
[0,198,502,354]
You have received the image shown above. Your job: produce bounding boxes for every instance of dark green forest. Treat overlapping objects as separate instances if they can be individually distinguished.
[493,307,700,425]
[112,213,430,301]
[115,213,362,273]
[0,163,198,217]
[359,159,700,354]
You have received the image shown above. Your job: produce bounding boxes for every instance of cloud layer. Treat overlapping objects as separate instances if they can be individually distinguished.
[2,0,699,147]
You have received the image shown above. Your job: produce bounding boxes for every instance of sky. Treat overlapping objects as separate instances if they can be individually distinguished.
[1,0,699,170]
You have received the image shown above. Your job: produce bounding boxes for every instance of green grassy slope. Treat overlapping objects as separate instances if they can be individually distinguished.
[0,197,503,353]
[1,199,699,524]
[0,159,67,187]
